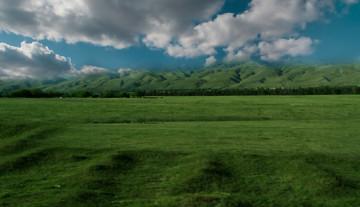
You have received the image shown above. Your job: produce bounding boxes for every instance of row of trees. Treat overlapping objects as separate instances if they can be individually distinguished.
[141,86,360,96]
[2,89,131,98]
[2,86,360,98]
[5,88,64,98]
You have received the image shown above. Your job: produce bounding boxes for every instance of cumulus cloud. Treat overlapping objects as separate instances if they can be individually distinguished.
[72,66,111,76]
[258,37,317,61]
[166,0,336,60]
[0,0,224,49]
[205,56,217,67]
[0,41,116,79]
[0,0,358,68]
[224,45,258,63]
[0,41,73,79]
[118,68,132,74]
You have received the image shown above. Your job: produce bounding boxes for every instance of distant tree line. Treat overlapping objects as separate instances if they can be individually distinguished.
[2,86,360,98]
[143,86,360,96]
[4,88,64,98]
[2,89,131,98]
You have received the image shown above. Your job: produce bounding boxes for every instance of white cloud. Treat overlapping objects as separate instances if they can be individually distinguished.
[166,0,335,60]
[72,66,111,76]
[205,56,217,67]
[0,41,117,79]
[0,41,73,79]
[258,37,316,62]
[224,45,258,63]
[118,68,132,74]
[0,0,357,66]
[0,0,224,49]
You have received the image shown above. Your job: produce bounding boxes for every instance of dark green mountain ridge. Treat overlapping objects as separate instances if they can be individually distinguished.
[1,64,360,92]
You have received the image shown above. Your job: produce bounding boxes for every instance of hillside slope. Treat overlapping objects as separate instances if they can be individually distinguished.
[1,64,360,92]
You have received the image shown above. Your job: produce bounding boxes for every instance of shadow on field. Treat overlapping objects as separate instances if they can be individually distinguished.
[169,153,360,207]
[56,150,187,207]
[89,152,138,175]
[1,126,360,207]
[305,154,360,190]
[53,151,360,207]
[0,148,58,174]
[0,123,59,155]
[89,116,271,124]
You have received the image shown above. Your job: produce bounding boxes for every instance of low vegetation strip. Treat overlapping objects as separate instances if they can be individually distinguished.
[0,96,360,206]
[2,86,360,98]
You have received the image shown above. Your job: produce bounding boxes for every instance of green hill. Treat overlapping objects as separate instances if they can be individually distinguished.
[1,64,360,92]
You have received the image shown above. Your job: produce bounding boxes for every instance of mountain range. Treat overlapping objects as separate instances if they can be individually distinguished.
[1,64,360,92]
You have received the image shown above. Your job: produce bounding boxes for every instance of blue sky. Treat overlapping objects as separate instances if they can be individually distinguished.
[0,0,359,79]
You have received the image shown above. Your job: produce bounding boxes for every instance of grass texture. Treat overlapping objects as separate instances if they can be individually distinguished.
[0,96,360,206]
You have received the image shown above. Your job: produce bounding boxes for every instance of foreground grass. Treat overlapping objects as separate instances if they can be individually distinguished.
[0,96,360,206]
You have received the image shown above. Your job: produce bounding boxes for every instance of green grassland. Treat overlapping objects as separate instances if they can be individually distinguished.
[1,96,360,206]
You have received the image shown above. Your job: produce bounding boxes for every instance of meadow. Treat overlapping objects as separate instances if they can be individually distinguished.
[0,96,360,206]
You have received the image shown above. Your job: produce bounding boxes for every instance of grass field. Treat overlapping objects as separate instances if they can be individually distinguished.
[1,96,360,206]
